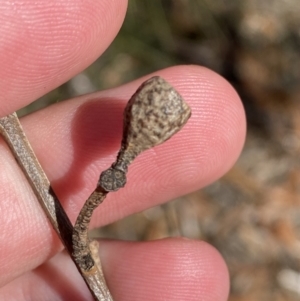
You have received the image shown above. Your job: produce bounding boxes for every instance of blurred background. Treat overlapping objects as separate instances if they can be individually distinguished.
[18,1,300,300]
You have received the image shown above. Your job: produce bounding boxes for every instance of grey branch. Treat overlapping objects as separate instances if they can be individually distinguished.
[0,113,113,301]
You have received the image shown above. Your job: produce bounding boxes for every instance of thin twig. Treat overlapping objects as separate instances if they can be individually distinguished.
[0,113,113,301]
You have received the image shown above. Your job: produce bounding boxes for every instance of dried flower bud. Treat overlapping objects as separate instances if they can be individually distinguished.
[98,76,191,192]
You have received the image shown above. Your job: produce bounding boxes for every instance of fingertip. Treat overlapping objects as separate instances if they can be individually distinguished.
[114,65,246,196]
[0,0,128,115]
[166,65,246,185]
[101,238,229,301]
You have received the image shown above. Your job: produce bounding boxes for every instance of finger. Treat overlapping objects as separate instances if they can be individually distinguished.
[0,239,229,301]
[0,0,128,115]
[0,65,245,286]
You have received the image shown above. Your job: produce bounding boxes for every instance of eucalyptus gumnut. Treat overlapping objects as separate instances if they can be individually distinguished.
[98,76,191,192]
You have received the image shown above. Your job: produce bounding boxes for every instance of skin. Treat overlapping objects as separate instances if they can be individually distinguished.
[0,1,246,300]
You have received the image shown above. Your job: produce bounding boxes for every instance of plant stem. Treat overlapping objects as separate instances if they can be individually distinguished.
[0,112,113,301]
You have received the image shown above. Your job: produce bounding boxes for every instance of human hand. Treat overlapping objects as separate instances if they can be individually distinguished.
[0,1,245,300]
